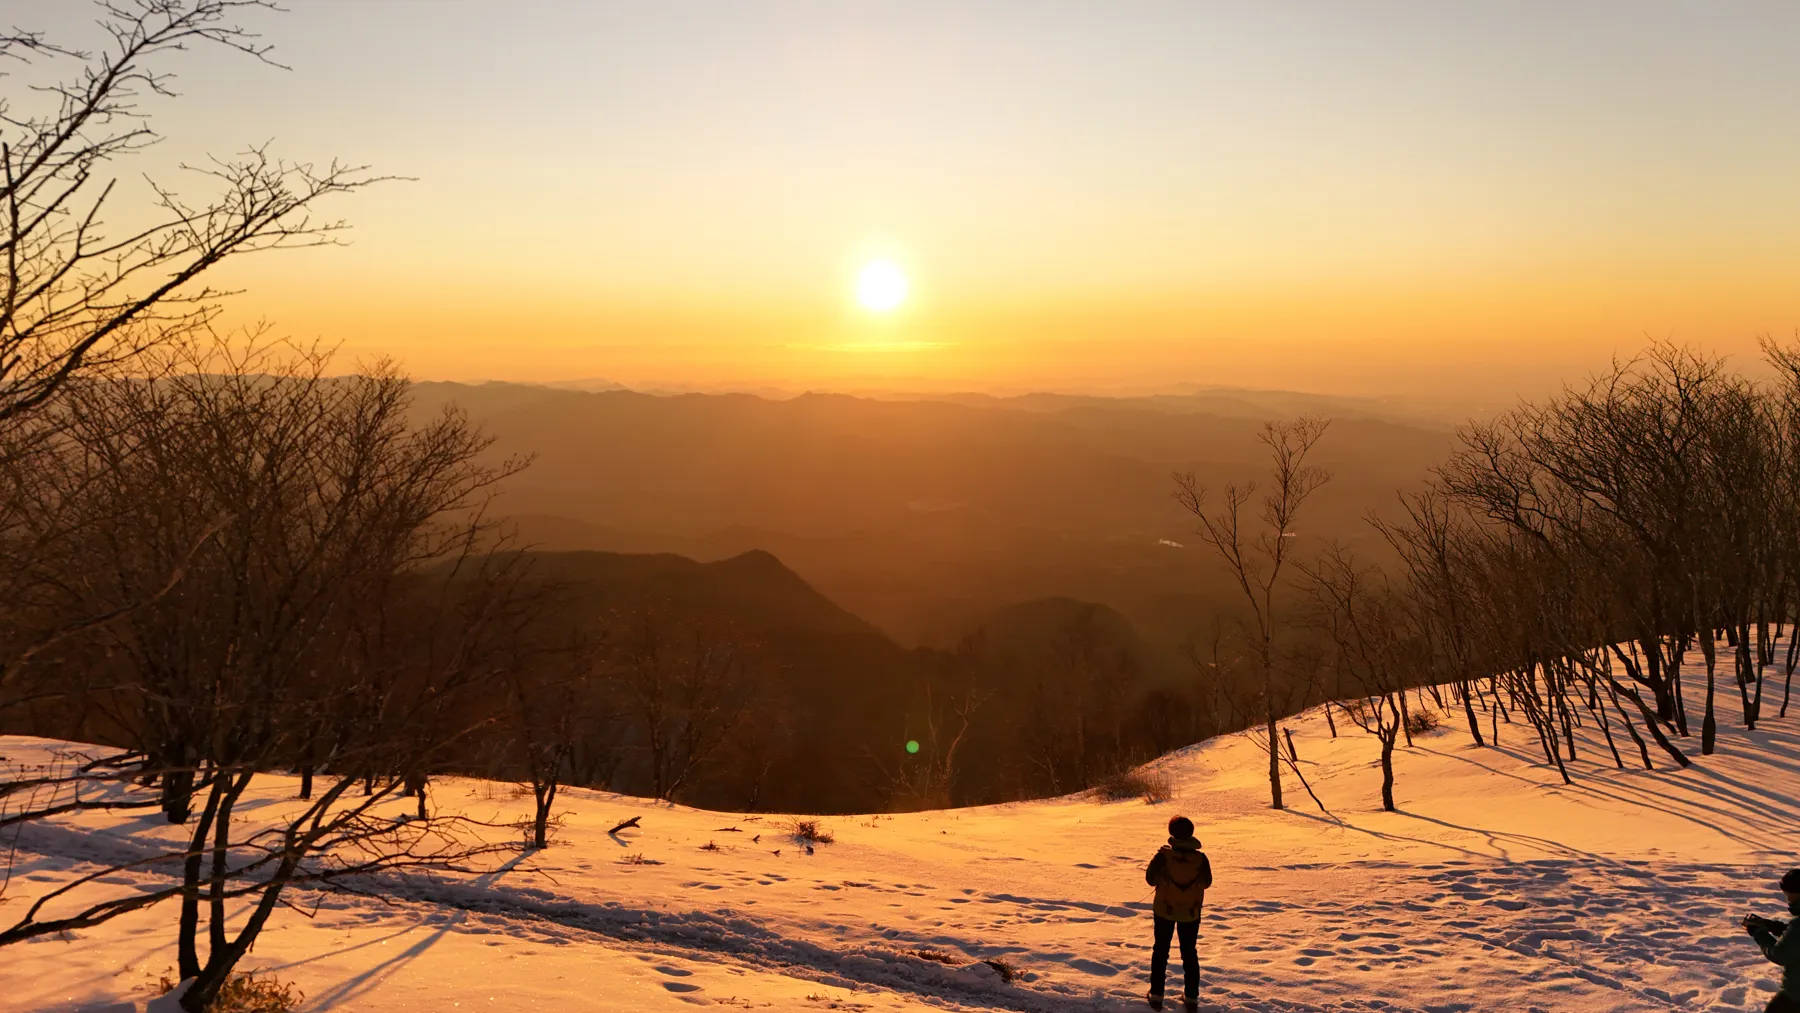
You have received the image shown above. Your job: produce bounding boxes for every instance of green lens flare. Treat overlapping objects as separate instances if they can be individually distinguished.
[905,740,920,754]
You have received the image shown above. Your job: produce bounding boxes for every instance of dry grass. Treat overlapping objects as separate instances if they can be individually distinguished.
[161,973,303,1013]
[1095,767,1173,804]
[1405,707,1442,736]
[618,852,661,865]
[982,957,1019,983]
[782,818,835,844]
[910,948,959,965]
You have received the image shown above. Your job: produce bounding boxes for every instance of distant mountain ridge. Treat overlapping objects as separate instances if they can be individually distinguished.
[422,381,1452,649]
[470,378,1474,428]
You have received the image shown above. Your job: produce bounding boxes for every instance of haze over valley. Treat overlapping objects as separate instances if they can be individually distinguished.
[423,382,1452,649]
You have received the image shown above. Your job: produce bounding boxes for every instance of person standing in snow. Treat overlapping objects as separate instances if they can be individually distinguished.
[1744,869,1800,1012]
[1144,815,1212,1010]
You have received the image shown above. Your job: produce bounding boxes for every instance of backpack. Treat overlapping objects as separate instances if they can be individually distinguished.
[1153,847,1211,922]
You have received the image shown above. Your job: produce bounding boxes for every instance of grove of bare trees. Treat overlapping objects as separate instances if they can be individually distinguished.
[1212,341,1800,816]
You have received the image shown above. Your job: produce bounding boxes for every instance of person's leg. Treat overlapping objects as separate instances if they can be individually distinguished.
[1177,919,1200,1001]
[1150,915,1174,997]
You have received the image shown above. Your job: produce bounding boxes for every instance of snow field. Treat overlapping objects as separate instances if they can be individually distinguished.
[4,658,1800,1012]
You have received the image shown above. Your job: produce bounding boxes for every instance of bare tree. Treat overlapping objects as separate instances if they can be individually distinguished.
[504,629,597,850]
[1175,417,1331,809]
[608,609,760,803]
[0,0,378,426]
[0,0,377,831]
[1014,605,1141,795]
[0,337,526,1013]
[1377,490,1487,746]
[1306,548,1439,811]
[880,634,988,810]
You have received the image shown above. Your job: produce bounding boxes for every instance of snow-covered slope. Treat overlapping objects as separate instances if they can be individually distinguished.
[5,667,1798,1013]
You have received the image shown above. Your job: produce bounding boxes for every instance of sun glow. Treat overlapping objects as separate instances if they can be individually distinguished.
[855,259,908,313]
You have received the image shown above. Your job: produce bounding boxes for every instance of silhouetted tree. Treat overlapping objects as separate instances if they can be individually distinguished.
[1176,417,1331,810]
[0,337,526,1013]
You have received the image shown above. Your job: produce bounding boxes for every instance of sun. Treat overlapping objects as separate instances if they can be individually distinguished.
[855,259,908,313]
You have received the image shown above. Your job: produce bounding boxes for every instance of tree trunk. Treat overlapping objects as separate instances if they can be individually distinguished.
[162,764,194,825]
[1699,622,1718,756]
[532,779,556,850]
[1669,635,1691,737]
[1607,674,1690,767]
[1784,620,1800,718]
[1642,637,1675,723]
[176,776,224,980]
[1609,678,1654,770]
[1737,625,1759,729]
[208,772,250,962]
[1461,680,1485,746]
[1265,710,1284,811]
[1379,730,1396,812]
[1582,676,1624,769]
[180,853,300,1013]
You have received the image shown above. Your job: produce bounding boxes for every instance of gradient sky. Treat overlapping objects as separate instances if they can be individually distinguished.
[23,1,1800,399]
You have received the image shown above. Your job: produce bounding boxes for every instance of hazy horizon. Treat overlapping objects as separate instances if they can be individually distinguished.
[15,0,1800,402]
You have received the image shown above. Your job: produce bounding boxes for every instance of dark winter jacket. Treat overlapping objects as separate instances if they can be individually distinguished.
[1145,835,1212,922]
[1750,901,1800,997]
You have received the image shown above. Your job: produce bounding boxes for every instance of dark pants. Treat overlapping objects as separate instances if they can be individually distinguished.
[1150,915,1199,999]
[1769,993,1800,1013]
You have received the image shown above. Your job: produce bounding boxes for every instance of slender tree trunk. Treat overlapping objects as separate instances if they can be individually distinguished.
[1783,617,1800,718]
[1461,680,1485,746]
[1642,637,1674,724]
[532,779,555,850]
[1699,619,1718,755]
[177,778,223,980]
[1264,652,1283,809]
[1752,651,1768,728]
[1527,676,1571,784]
[207,772,250,963]
[1608,674,1691,767]
[162,763,194,825]
[1521,684,1557,765]
[1738,626,1759,729]
[1379,729,1397,812]
[1670,635,1691,737]
[1265,710,1284,810]
[1609,677,1654,770]
[181,852,301,1013]
[1581,675,1624,769]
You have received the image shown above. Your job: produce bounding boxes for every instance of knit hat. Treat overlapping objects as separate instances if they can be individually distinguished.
[1779,869,1800,893]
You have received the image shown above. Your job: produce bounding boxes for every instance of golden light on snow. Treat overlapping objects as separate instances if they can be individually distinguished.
[855,259,908,313]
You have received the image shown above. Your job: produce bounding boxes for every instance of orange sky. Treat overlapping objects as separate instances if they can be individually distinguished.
[27,1,1800,400]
